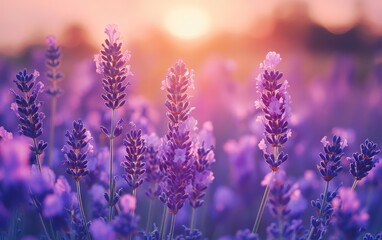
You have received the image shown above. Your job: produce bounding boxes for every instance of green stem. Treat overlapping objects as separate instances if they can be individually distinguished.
[76,181,91,240]
[160,206,168,240]
[38,212,52,240]
[48,95,57,167]
[307,181,330,240]
[108,109,115,223]
[351,179,358,190]
[190,208,196,231]
[252,178,272,233]
[131,188,137,217]
[32,138,42,173]
[145,199,154,232]
[169,214,176,240]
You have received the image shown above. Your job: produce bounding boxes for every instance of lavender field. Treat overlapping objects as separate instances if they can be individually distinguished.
[1,1,382,239]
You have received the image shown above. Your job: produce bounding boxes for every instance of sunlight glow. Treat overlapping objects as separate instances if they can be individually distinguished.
[163,5,211,41]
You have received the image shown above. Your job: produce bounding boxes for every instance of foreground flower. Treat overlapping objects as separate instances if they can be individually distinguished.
[253,51,291,234]
[349,139,380,189]
[95,24,132,222]
[11,69,47,173]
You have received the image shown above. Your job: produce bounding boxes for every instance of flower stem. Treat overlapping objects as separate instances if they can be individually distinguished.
[160,206,168,240]
[38,212,52,240]
[145,199,154,232]
[32,138,42,173]
[131,188,137,217]
[190,208,196,231]
[351,179,358,190]
[307,181,330,240]
[48,94,57,167]
[108,109,115,223]
[76,181,91,240]
[252,171,275,233]
[169,214,176,240]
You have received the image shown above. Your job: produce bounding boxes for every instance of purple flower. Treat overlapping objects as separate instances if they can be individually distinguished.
[94,24,132,110]
[0,126,13,141]
[11,69,47,170]
[332,188,369,239]
[90,219,116,240]
[161,60,195,215]
[45,35,63,97]
[62,120,92,181]
[349,139,380,181]
[317,135,346,182]
[235,229,259,240]
[121,124,146,190]
[364,233,381,240]
[255,51,291,172]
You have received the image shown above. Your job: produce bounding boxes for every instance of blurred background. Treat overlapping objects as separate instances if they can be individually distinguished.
[1,0,382,238]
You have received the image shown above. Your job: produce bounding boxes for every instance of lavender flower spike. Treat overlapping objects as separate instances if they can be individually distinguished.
[45,35,63,167]
[11,69,47,172]
[161,60,195,239]
[121,123,146,194]
[253,51,291,234]
[62,119,92,239]
[94,24,132,110]
[349,139,380,189]
[62,120,92,181]
[255,51,291,172]
[95,24,132,222]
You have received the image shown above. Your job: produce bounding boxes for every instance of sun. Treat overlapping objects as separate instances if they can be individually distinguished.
[163,5,211,41]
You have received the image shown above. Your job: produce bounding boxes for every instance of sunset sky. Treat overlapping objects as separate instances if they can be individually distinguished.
[0,0,381,53]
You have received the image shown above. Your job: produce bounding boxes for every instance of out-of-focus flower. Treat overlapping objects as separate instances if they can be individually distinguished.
[235,229,259,240]
[144,133,163,199]
[214,186,236,212]
[90,219,115,240]
[45,35,63,97]
[332,188,369,239]
[363,233,381,240]
[0,126,13,141]
[119,194,136,213]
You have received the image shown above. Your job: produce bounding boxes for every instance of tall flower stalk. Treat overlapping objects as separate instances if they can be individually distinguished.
[95,24,132,222]
[306,135,346,240]
[121,124,146,217]
[349,139,380,190]
[45,35,63,167]
[252,52,291,233]
[11,69,47,173]
[161,60,195,239]
[62,120,92,239]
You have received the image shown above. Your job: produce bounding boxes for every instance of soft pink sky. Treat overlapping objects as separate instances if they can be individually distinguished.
[0,0,381,52]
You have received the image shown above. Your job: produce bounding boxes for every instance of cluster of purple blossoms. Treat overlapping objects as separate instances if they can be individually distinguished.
[11,69,47,171]
[256,51,291,172]
[45,35,63,97]
[317,135,346,182]
[95,24,132,110]
[309,187,339,239]
[364,233,382,240]
[349,139,380,181]
[161,60,195,215]
[121,125,146,190]
[62,120,92,181]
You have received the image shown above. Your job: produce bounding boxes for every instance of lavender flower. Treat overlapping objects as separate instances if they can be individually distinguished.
[253,51,291,234]
[11,69,47,172]
[62,120,92,182]
[255,51,291,172]
[235,229,259,240]
[0,126,13,141]
[308,188,339,240]
[174,226,205,240]
[317,135,346,182]
[94,24,132,110]
[349,139,380,186]
[161,60,195,215]
[121,125,146,190]
[364,233,381,240]
[45,35,63,97]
